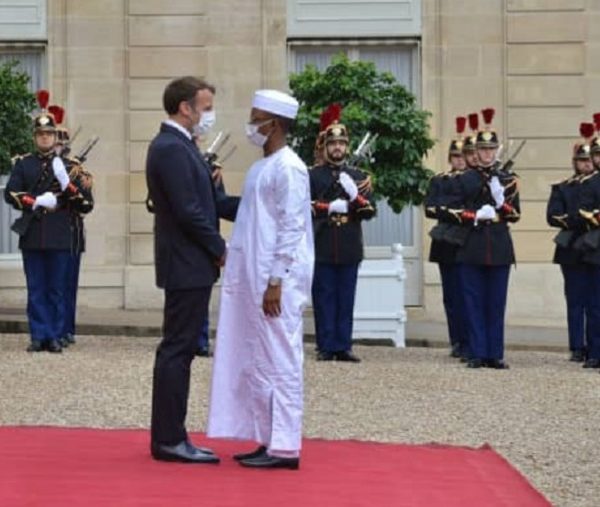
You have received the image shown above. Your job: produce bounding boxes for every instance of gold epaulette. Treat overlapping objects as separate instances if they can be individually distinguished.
[580,172,599,184]
[10,153,29,165]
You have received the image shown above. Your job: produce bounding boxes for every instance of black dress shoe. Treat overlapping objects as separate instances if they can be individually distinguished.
[26,341,44,353]
[317,351,334,361]
[569,349,585,362]
[65,333,76,345]
[233,445,267,461]
[582,358,600,369]
[151,441,220,464]
[485,359,510,370]
[195,348,213,357]
[335,351,361,363]
[59,337,70,348]
[185,440,215,456]
[46,340,62,353]
[450,343,461,358]
[239,454,299,470]
[467,358,484,368]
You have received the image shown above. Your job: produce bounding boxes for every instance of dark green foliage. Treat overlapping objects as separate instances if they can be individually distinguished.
[289,54,435,212]
[0,61,36,175]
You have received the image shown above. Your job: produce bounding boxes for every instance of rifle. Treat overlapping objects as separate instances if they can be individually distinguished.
[204,131,232,167]
[10,165,57,236]
[72,136,100,164]
[58,125,82,158]
[501,140,526,173]
[11,137,100,236]
[348,132,378,167]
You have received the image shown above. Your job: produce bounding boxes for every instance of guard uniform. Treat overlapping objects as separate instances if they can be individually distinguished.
[3,91,91,352]
[49,104,95,347]
[547,132,595,363]
[62,156,94,346]
[310,114,375,362]
[424,116,468,358]
[577,137,600,369]
[443,108,520,369]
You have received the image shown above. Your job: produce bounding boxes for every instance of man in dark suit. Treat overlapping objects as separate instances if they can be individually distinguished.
[146,76,238,464]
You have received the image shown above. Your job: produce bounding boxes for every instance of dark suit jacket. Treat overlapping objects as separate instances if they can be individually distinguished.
[146,123,237,290]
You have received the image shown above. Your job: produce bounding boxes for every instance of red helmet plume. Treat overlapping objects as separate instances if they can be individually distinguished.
[455,117,466,135]
[36,89,49,109]
[481,108,495,126]
[580,122,595,140]
[468,113,479,132]
[48,105,65,125]
[319,103,342,132]
[593,113,600,132]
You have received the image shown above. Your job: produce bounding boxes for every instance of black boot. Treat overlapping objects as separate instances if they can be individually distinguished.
[26,340,44,353]
[569,349,585,362]
[450,343,461,358]
[46,339,63,353]
[467,358,484,368]
[486,359,510,370]
[582,358,600,369]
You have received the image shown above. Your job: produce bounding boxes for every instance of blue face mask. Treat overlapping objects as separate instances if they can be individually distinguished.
[194,110,216,136]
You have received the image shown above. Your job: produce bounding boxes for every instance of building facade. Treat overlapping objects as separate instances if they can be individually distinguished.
[1,0,598,329]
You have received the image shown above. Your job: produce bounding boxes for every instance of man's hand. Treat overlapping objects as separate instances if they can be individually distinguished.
[52,157,70,191]
[328,198,348,215]
[215,252,226,267]
[212,168,223,186]
[32,191,57,211]
[474,204,496,225]
[262,285,282,317]
[339,172,358,201]
[488,176,505,209]
[357,174,373,195]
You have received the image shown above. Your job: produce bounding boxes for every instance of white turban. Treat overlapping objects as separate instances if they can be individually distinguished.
[252,89,299,119]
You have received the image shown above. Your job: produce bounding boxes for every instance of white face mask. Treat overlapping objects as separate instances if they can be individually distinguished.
[194,110,216,136]
[245,121,271,147]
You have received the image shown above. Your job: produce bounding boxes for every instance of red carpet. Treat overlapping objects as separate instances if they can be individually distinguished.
[0,427,550,506]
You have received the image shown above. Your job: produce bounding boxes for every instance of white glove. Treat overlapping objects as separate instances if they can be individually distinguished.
[474,204,496,225]
[52,156,70,191]
[338,172,359,202]
[328,198,349,215]
[32,191,57,211]
[488,176,505,209]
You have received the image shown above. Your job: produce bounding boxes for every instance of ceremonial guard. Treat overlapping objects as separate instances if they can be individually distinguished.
[424,117,468,358]
[591,113,600,172]
[49,104,95,347]
[547,124,595,364]
[445,108,520,369]
[463,113,480,170]
[3,90,93,353]
[577,121,600,370]
[309,105,375,362]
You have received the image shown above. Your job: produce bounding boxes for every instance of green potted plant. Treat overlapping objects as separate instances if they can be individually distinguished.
[289,53,435,213]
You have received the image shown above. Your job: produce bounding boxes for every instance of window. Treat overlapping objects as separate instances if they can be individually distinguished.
[288,41,421,253]
[0,47,46,255]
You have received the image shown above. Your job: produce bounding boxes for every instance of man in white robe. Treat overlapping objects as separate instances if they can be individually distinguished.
[207,90,313,470]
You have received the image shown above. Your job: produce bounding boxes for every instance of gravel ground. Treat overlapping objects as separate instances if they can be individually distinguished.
[1,333,599,506]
